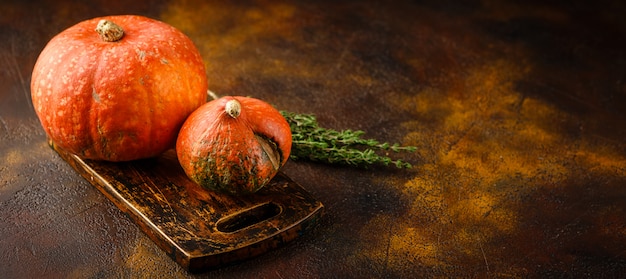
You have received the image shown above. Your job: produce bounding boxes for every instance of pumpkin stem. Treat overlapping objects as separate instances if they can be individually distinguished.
[225,99,241,118]
[95,19,124,42]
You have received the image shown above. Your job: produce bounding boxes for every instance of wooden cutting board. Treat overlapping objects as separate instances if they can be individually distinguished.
[48,139,324,273]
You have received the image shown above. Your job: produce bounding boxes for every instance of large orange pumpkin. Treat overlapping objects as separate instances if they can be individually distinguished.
[176,96,292,195]
[31,15,208,161]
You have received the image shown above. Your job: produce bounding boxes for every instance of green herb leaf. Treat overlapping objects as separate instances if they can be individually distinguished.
[280,111,416,169]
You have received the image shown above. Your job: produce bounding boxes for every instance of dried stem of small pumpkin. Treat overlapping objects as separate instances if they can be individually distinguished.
[206,90,416,169]
[95,19,124,42]
[225,99,241,118]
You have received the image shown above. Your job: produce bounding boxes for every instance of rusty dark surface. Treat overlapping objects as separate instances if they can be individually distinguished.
[1,0,626,278]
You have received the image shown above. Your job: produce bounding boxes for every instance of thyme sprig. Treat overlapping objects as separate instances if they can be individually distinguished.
[280,111,416,169]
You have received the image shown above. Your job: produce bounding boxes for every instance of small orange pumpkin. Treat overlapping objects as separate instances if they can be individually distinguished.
[31,15,207,161]
[176,96,292,195]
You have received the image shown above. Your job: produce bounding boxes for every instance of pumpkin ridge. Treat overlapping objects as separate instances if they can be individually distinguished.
[90,44,126,160]
[238,97,292,165]
[90,49,106,159]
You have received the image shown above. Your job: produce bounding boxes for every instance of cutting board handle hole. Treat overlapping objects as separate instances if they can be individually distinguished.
[216,202,282,233]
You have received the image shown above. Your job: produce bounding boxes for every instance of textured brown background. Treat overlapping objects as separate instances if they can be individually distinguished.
[1,0,625,278]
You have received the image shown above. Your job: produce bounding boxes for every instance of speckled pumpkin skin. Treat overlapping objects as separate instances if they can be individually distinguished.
[31,15,208,161]
[176,96,292,195]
